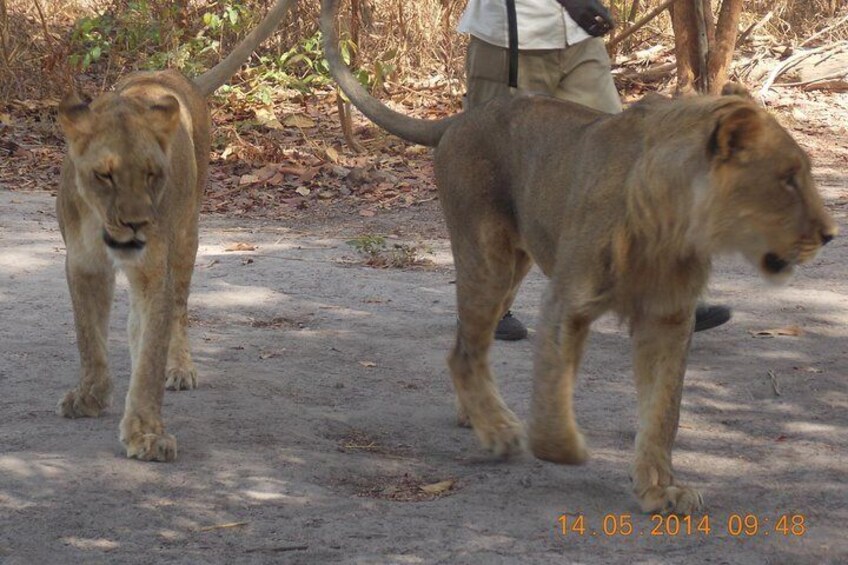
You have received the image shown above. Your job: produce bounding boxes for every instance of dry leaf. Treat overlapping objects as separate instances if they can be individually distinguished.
[358,209,376,217]
[255,107,283,130]
[750,325,803,338]
[419,479,454,494]
[284,114,315,128]
[225,242,258,252]
[358,361,377,368]
[239,174,260,186]
[793,366,822,373]
[325,146,340,163]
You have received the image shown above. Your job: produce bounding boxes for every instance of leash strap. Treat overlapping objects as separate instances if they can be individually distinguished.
[506,0,518,88]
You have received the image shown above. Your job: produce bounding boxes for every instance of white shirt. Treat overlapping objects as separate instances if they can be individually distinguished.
[458,0,591,49]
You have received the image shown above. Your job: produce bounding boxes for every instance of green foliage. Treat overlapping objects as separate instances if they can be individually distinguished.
[346,235,387,257]
[346,235,432,269]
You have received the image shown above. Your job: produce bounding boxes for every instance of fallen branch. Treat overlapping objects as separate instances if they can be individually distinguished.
[758,40,848,99]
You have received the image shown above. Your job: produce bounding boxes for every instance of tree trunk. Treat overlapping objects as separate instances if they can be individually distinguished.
[671,0,742,95]
[707,0,744,92]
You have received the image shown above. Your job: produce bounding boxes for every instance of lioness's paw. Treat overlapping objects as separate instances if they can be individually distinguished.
[57,388,109,418]
[165,366,197,391]
[636,484,703,515]
[473,410,526,457]
[121,413,177,462]
[529,428,589,465]
[125,432,178,462]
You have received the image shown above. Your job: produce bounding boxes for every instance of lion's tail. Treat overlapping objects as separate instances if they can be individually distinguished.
[194,0,296,97]
[321,0,456,147]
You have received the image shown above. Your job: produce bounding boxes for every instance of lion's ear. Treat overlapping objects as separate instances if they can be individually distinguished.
[720,82,753,100]
[709,105,763,161]
[57,92,93,142]
[146,95,181,150]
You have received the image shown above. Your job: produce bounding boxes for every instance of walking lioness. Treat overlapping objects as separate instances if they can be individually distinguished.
[321,0,836,512]
[56,0,295,461]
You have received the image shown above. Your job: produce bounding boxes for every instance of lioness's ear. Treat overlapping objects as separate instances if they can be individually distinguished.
[146,95,181,150]
[58,92,93,142]
[709,105,763,161]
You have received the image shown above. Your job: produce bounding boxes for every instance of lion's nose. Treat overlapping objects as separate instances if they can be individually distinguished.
[821,231,835,245]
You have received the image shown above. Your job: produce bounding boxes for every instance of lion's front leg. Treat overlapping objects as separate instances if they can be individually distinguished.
[58,251,116,418]
[120,264,177,462]
[630,311,703,515]
[529,288,591,465]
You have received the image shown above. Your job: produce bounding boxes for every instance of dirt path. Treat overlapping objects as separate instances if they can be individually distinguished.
[1,183,847,563]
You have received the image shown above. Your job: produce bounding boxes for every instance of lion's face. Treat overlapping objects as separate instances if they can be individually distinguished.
[59,93,180,262]
[709,103,836,283]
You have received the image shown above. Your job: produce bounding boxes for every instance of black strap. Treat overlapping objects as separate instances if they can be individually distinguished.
[506,0,518,88]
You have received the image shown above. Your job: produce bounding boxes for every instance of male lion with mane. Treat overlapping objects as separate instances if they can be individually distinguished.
[321,0,836,513]
[56,0,295,462]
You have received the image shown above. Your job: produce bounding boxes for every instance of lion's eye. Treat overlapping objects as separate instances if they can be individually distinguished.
[94,171,112,184]
[783,175,798,193]
[147,171,162,187]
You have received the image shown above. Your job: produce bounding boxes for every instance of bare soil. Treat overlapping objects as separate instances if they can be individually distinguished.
[1,92,848,564]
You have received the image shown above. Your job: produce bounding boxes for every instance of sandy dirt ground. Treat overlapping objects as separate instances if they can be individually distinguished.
[1,159,848,565]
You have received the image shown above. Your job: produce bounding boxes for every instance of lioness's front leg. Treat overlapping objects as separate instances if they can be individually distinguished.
[58,247,115,418]
[630,311,703,515]
[529,288,591,465]
[165,221,199,391]
[120,261,177,462]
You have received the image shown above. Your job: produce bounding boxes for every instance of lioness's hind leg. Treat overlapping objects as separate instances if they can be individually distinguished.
[630,311,703,515]
[449,232,526,456]
[58,254,115,418]
[165,223,199,391]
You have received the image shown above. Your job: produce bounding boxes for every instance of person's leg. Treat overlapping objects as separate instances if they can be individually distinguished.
[554,37,622,113]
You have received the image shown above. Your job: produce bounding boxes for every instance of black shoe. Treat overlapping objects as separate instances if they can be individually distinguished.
[495,311,528,341]
[694,303,732,332]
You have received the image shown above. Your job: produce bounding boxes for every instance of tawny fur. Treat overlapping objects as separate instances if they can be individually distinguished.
[55,0,295,462]
[322,0,836,514]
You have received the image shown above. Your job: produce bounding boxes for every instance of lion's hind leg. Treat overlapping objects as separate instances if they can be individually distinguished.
[449,226,528,457]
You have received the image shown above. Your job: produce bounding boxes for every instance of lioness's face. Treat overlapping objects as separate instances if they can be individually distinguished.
[710,105,837,282]
[59,93,180,262]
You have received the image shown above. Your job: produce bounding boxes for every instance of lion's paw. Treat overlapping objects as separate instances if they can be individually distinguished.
[57,387,109,418]
[124,432,177,462]
[637,484,703,515]
[529,427,589,465]
[165,365,197,391]
[473,410,526,457]
[456,404,472,428]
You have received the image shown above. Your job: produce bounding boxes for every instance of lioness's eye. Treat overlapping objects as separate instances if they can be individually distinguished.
[94,171,112,184]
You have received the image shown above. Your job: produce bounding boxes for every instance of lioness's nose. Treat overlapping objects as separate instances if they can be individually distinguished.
[122,220,149,232]
[822,231,835,245]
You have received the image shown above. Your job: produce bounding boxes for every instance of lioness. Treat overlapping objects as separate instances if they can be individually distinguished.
[56,0,295,462]
[321,0,836,513]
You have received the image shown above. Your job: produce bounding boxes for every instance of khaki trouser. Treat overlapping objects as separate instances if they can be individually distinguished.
[464,35,622,114]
